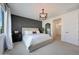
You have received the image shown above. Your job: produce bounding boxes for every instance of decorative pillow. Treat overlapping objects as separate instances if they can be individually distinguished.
[32,31,37,34]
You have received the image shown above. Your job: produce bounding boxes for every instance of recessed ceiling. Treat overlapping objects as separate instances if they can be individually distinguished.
[8,3,79,21]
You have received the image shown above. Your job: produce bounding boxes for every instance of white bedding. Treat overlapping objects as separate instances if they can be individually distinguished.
[23,33,51,49]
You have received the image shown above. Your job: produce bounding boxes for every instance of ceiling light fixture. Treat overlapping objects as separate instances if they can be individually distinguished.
[39,9,48,20]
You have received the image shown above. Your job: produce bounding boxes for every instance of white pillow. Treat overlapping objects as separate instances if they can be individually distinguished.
[24,31,32,35]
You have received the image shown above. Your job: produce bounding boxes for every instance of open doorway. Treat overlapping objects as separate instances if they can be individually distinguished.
[53,18,62,41]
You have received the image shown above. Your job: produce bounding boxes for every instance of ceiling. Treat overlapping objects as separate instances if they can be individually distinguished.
[8,3,79,21]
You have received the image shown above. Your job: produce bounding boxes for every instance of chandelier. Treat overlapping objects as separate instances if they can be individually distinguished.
[39,9,48,20]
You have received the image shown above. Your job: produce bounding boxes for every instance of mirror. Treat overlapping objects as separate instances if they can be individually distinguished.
[45,23,51,36]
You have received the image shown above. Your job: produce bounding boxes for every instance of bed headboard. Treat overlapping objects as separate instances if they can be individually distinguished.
[22,28,39,32]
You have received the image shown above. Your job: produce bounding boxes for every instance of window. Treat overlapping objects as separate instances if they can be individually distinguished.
[0,7,4,33]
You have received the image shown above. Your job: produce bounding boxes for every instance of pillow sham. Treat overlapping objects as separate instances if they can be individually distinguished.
[36,31,40,34]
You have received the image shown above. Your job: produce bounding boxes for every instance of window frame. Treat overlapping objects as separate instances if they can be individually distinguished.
[0,5,4,34]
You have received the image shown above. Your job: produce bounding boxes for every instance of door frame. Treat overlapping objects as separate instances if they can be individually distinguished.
[53,18,62,41]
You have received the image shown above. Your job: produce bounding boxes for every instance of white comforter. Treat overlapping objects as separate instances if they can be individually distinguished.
[23,33,51,49]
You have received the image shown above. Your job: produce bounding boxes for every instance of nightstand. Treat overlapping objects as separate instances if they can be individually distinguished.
[12,31,22,42]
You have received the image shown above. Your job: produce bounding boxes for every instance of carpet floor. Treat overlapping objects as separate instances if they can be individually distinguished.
[4,39,79,55]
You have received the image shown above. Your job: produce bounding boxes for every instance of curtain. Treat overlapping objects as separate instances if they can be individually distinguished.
[4,6,13,49]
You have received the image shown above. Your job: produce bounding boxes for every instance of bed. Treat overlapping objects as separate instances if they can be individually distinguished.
[22,28,53,52]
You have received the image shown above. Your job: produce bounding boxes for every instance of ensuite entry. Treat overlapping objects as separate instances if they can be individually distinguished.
[53,18,62,41]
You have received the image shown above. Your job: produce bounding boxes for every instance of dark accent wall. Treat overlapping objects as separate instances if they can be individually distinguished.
[11,15,42,32]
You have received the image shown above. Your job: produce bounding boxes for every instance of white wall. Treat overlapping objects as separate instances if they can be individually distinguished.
[42,9,79,45]
[61,9,79,45]
[42,15,62,38]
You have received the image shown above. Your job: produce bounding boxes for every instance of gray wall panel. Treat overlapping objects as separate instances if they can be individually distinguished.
[11,15,42,32]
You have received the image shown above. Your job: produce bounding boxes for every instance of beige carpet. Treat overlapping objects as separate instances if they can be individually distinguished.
[4,39,79,55]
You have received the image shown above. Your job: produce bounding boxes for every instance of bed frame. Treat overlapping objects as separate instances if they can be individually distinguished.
[22,27,53,52]
[28,39,53,52]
